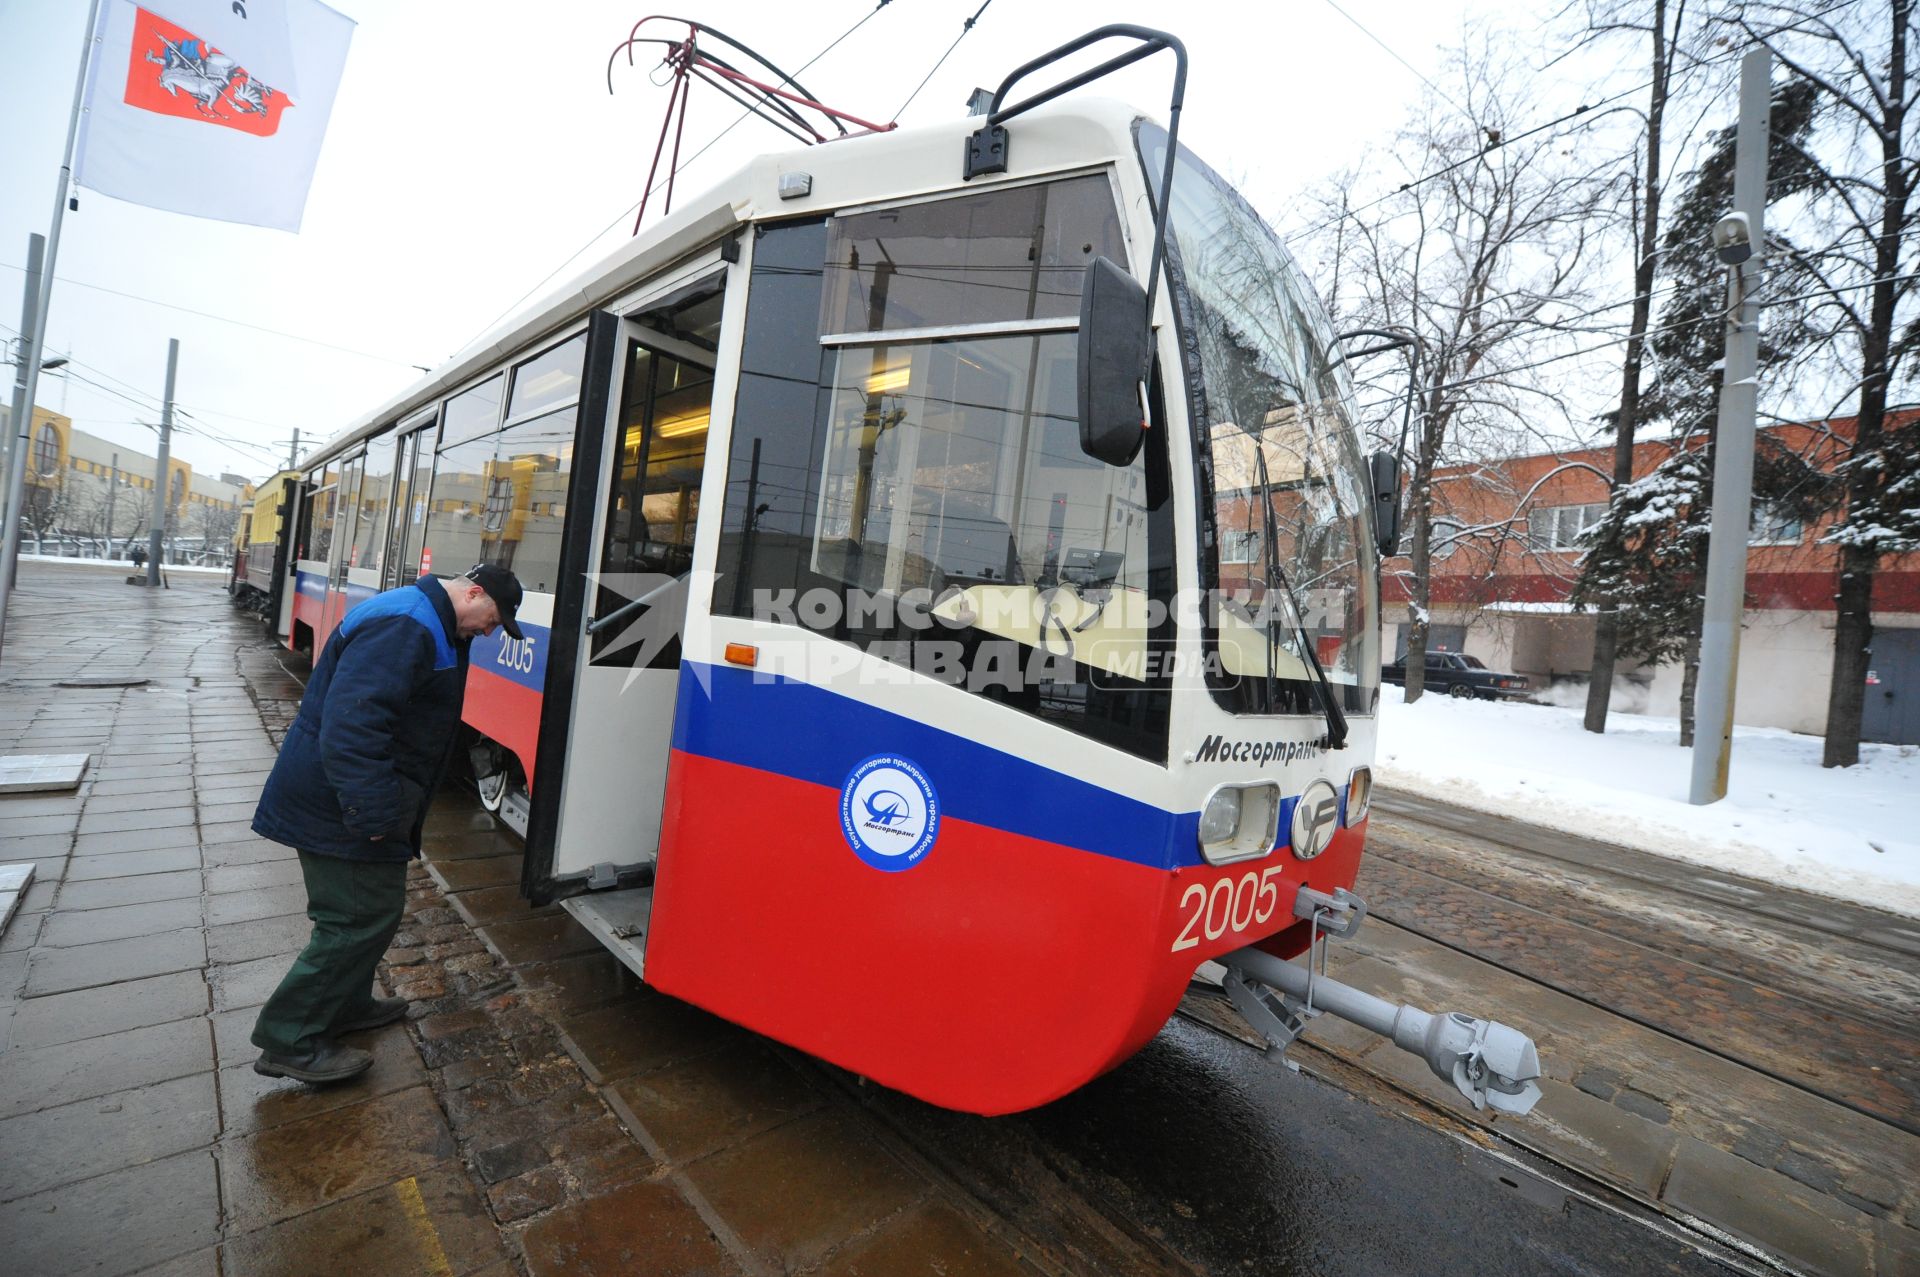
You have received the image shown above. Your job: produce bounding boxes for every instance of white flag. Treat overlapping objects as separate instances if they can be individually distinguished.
[74,0,355,233]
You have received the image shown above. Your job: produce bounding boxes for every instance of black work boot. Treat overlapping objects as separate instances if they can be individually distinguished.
[335,996,409,1033]
[253,1041,374,1084]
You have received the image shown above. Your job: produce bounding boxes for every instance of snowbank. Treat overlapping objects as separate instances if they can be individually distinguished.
[1373,686,1920,919]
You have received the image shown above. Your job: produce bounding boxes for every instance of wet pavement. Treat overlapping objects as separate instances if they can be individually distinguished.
[0,560,1896,1276]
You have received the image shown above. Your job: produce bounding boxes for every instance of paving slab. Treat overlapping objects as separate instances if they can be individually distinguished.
[607,1039,827,1165]
[7,969,209,1049]
[1,1015,214,1118]
[558,989,744,1085]
[57,868,202,910]
[64,845,202,881]
[1664,1138,1878,1277]
[0,752,91,793]
[210,951,303,1012]
[819,1200,1040,1277]
[0,1148,220,1277]
[219,1086,457,1231]
[76,806,195,836]
[686,1110,926,1272]
[218,1025,429,1135]
[39,896,203,947]
[0,1072,220,1202]
[206,882,308,926]
[518,1177,746,1277]
[207,912,311,965]
[220,1167,509,1277]
[71,824,203,856]
[205,857,303,895]
[476,912,603,966]
[25,926,207,996]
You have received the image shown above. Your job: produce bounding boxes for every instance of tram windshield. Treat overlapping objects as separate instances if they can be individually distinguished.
[1141,124,1380,717]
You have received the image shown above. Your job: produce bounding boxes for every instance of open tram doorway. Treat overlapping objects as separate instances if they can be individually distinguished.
[530,267,729,905]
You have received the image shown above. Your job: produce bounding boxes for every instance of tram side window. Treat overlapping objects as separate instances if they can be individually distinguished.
[602,344,714,579]
[421,340,585,590]
[442,374,505,446]
[421,434,495,578]
[304,484,336,564]
[483,408,572,593]
[349,433,397,577]
[821,173,1127,334]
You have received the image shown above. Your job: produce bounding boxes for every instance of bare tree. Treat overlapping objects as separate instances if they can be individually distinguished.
[1579,0,1695,732]
[19,471,70,554]
[1726,0,1919,766]
[1311,42,1608,701]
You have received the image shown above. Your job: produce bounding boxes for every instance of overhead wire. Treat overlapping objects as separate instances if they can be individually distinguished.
[1280,44,1749,249]
[455,0,901,364]
[0,261,425,368]
[891,0,992,122]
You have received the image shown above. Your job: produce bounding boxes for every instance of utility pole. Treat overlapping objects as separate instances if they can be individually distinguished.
[289,428,300,470]
[105,451,119,557]
[1689,48,1770,805]
[0,235,50,662]
[145,339,179,588]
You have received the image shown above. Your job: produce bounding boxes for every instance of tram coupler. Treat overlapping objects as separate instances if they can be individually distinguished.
[1219,892,1543,1117]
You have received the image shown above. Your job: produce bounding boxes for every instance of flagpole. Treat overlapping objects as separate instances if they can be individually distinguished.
[2,0,106,546]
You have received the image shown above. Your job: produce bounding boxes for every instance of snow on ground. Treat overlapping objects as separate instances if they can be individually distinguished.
[1373,686,1920,920]
[19,554,230,578]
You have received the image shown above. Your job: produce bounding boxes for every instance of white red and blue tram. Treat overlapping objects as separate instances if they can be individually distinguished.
[269,28,1541,1116]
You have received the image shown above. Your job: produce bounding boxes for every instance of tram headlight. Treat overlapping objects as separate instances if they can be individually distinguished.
[1345,766,1373,826]
[1198,781,1282,865]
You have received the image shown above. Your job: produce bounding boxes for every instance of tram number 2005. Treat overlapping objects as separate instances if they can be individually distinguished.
[1172,866,1288,952]
[496,634,537,675]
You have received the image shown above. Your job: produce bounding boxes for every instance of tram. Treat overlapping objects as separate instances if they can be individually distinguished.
[269,27,1541,1116]
[229,468,299,623]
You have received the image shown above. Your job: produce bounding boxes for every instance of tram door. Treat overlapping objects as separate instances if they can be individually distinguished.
[547,277,727,884]
[318,451,365,649]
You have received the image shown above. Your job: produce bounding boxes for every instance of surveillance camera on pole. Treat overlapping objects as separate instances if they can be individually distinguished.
[1712,212,1754,266]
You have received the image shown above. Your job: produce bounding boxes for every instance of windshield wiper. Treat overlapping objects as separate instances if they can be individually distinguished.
[1253,442,1349,750]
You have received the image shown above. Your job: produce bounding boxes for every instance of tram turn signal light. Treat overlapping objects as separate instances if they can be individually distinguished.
[724,643,759,668]
[1345,766,1372,826]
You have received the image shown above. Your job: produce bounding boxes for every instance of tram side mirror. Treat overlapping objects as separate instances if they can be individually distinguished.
[1369,450,1403,556]
[1077,256,1150,467]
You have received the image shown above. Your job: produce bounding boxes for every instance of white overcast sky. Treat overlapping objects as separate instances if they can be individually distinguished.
[3,0,1615,483]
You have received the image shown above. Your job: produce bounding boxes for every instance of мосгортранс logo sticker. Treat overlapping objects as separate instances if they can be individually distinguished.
[839,754,939,872]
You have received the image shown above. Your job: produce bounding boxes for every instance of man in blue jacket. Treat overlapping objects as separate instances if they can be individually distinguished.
[249,564,524,1083]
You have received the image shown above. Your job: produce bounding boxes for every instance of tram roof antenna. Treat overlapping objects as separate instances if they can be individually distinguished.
[609,15,899,233]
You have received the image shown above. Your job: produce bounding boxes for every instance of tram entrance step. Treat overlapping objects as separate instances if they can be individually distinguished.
[562,887,653,980]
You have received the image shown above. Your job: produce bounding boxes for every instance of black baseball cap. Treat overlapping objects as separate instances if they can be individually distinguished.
[463,564,525,640]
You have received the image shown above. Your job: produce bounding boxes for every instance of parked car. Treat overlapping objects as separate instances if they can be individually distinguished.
[1382,651,1531,700]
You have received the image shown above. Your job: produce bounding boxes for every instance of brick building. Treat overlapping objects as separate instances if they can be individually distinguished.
[1384,408,1920,744]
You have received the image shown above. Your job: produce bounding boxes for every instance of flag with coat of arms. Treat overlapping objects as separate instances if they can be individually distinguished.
[74,0,355,232]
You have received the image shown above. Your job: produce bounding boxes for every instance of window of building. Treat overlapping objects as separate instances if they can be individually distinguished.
[1750,502,1802,545]
[1528,502,1605,550]
[1220,528,1260,564]
[32,424,59,476]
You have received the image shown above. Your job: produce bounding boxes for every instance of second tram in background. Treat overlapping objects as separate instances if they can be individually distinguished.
[259,26,1541,1117]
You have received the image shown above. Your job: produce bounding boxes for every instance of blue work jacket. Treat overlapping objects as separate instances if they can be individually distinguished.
[253,577,469,860]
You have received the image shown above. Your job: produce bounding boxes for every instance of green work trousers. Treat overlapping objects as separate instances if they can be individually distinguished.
[251,851,408,1055]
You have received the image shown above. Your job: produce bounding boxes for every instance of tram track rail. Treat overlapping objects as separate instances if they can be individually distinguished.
[1357,794,1919,1138]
